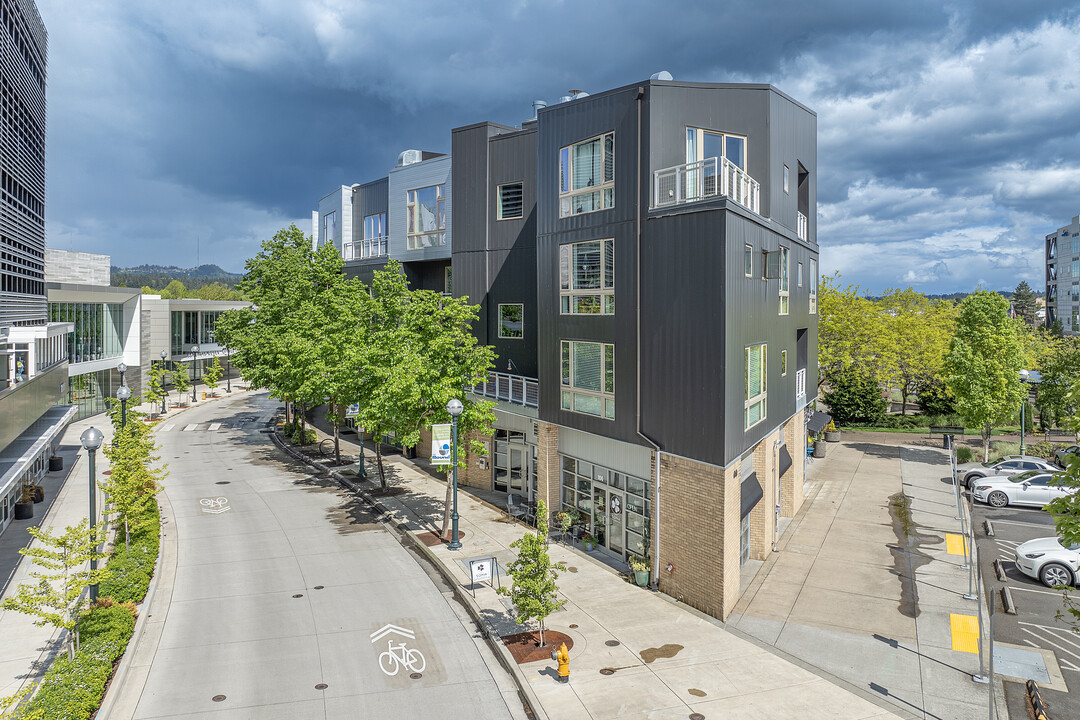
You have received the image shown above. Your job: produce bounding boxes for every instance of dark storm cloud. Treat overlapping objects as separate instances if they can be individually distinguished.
[36,1,1080,293]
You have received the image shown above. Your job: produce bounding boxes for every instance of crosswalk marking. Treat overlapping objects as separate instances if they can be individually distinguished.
[208,423,222,431]
[183,424,198,432]
[160,424,174,432]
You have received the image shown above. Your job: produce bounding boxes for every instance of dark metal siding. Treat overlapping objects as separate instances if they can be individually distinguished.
[767,92,818,242]
[354,177,389,231]
[402,259,450,292]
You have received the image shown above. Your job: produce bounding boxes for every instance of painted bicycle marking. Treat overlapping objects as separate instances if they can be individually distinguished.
[370,624,426,676]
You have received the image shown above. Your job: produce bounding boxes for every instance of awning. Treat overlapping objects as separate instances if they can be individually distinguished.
[740,472,764,518]
[806,411,832,435]
[0,404,77,498]
[778,444,793,477]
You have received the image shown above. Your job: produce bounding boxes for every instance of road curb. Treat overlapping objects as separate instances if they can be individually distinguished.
[268,429,544,720]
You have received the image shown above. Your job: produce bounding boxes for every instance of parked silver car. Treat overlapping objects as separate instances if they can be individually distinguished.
[957,455,1060,489]
[971,470,1077,508]
[1053,445,1080,465]
[1014,536,1080,587]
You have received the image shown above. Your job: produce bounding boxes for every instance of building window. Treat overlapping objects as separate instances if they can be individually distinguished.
[499,304,524,339]
[407,185,446,249]
[783,164,790,193]
[322,211,337,245]
[559,132,614,217]
[781,350,788,376]
[809,258,818,314]
[444,266,453,295]
[687,127,746,170]
[561,340,615,419]
[779,246,789,316]
[798,262,803,287]
[745,343,767,429]
[740,515,750,565]
[560,239,614,314]
[200,311,219,344]
[183,311,199,345]
[744,244,753,277]
[498,182,524,220]
[363,212,388,257]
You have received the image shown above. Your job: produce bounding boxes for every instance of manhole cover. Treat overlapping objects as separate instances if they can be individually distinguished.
[569,624,579,629]
[600,668,615,676]
[689,714,705,720]
[410,673,422,680]
[212,695,226,702]
[315,683,328,690]
[292,594,304,598]
[314,585,324,590]
[216,481,230,485]
[605,640,621,646]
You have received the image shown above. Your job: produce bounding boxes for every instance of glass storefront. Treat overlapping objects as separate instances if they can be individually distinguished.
[561,455,650,561]
[171,310,223,355]
[49,302,124,364]
[66,368,118,419]
[493,429,537,499]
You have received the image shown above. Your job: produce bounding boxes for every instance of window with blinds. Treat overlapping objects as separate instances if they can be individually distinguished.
[559,132,615,217]
[498,183,523,220]
[560,239,614,314]
[745,343,767,429]
[561,340,615,419]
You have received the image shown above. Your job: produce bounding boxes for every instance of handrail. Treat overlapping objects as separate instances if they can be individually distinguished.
[652,156,760,214]
[343,236,389,261]
[471,371,538,409]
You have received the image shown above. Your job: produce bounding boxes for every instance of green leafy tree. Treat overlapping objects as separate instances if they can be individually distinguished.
[160,279,187,299]
[102,397,165,548]
[172,362,190,404]
[917,377,956,416]
[203,356,223,395]
[878,288,956,414]
[497,500,566,646]
[821,366,887,425]
[818,273,887,388]
[1,520,110,659]
[1012,281,1039,327]
[1035,335,1080,431]
[943,290,1026,460]
[146,359,168,417]
[1045,383,1080,631]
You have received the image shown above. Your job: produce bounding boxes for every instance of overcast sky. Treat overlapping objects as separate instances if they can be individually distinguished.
[36,0,1080,294]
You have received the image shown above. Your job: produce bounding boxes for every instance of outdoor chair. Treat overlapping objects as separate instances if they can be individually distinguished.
[506,493,527,521]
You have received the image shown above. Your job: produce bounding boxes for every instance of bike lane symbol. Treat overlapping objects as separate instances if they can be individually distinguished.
[370,624,426,677]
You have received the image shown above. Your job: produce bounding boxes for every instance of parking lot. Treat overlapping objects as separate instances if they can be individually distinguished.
[972,498,1080,719]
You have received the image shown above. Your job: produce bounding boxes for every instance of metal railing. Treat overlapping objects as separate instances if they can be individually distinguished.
[795,368,806,400]
[797,212,808,241]
[653,156,760,214]
[472,372,539,409]
[342,236,389,261]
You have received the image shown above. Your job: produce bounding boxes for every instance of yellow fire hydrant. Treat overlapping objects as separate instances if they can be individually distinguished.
[556,642,570,683]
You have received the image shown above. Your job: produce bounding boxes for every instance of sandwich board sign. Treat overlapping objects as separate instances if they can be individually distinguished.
[431,424,452,465]
[468,557,499,598]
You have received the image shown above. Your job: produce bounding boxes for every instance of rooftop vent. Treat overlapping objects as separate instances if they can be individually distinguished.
[532,100,548,118]
[397,149,423,167]
[650,70,673,81]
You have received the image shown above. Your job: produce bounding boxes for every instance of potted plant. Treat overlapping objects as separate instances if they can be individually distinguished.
[49,454,63,472]
[629,555,651,587]
[13,484,34,519]
[554,509,580,545]
[812,436,826,458]
[582,532,597,552]
[824,421,841,443]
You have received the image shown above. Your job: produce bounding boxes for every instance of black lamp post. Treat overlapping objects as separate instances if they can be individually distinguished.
[117,361,127,387]
[1020,369,1030,455]
[191,345,199,403]
[80,427,104,601]
[447,398,463,550]
[226,347,232,393]
[117,385,131,429]
[159,350,168,414]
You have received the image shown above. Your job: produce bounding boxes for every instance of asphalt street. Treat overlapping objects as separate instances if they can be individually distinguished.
[127,391,519,719]
[972,496,1080,720]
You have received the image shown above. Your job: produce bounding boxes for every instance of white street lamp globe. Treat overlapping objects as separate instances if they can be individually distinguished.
[117,362,127,374]
[117,385,132,401]
[80,427,104,451]
[1020,369,1030,381]
[160,350,167,361]
[191,345,200,354]
[446,398,464,417]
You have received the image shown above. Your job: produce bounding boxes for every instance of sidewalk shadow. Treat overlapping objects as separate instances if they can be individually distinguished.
[844,443,901,460]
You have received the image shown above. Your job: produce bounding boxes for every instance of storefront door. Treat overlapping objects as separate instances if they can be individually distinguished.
[509,446,526,495]
[606,490,625,555]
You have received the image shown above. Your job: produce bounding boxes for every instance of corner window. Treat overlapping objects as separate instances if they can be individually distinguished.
[744,244,753,277]
[362,212,388,257]
[687,127,746,171]
[407,185,446,249]
[798,262,803,288]
[781,350,788,376]
[444,266,453,295]
[499,304,524,339]
[745,343,767,430]
[561,340,615,419]
[498,182,524,220]
[559,132,614,217]
[560,239,614,314]
[779,246,789,316]
[322,211,337,245]
[784,165,790,193]
[809,258,818,315]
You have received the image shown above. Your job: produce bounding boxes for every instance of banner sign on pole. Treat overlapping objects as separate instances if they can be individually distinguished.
[345,403,360,418]
[431,424,452,465]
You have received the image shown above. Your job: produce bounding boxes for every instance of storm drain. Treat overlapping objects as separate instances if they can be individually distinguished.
[212,695,226,703]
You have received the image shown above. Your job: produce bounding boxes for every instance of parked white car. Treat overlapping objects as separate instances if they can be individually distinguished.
[958,455,1060,490]
[971,470,1077,508]
[1014,536,1080,587]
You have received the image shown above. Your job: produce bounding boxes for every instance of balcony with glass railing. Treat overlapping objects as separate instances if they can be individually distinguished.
[653,157,760,214]
[797,212,808,241]
[471,372,539,409]
[342,237,389,261]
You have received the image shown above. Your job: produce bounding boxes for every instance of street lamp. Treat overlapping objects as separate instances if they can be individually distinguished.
[159,350,168,414]
[225,346,232,393]
[190,345,199,403]
[1020,369,1030,455]
[80,427,104,601]
[117,361,127,386]
[447,398,464,550]
[116,385,131,430]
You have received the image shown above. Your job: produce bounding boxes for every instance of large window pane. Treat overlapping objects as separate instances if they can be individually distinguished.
[573,242,601,289]
[573,342,602,391]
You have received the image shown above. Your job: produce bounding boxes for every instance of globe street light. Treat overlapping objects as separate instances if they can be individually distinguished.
[117,385,131,429]
[1020,369,1030,455]
[117,361,127,387]
[159,350,168,414]
[447,398,464,550]
[190,345,200,403]
[225,346,232,393]
[80,426,104,601]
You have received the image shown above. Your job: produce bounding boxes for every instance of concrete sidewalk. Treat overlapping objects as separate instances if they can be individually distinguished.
[730,439,1001,720]
[294,417,902,719]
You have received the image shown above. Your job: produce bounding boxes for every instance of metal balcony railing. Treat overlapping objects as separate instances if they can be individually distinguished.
[796,368,806,401]
[472,372,539,409]
[343,237,389,261]
[797,212,808,241]
[653,156,760,214]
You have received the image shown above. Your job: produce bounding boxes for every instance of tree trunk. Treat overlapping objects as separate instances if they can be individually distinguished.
[441,472,453,540]
[376,443,387,490]
[284,397,290,426]
[125,518,130,550]
[539,619,545,647]
[334,415,341,466]
[983,423,992,462]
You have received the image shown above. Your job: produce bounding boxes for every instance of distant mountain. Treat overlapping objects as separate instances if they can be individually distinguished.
[111,264,243,290]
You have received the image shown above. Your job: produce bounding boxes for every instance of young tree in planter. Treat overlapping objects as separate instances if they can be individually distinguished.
[944,290,1026,461]
[146,359,168,418]
[102,398,165,548]
[202,355,223,396]
[497,500,566,647]
[1,520,110,659]
[1044,382,1080,631]
[172,362,190,405]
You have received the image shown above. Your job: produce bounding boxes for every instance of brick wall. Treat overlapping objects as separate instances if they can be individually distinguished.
[747,430,779,559]
[458,430,493,490]
[536,422,560,517]
[782,412,806,517]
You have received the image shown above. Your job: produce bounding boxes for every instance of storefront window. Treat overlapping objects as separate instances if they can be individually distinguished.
[560,454,649,562]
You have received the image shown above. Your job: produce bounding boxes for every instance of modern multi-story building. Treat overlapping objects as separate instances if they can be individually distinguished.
[0,0,74,537]
[1045,214,1080,333]
[314,75,819,621]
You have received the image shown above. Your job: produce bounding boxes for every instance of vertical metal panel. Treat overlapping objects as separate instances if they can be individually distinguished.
[559,427,652,479]
[353,178,389,242]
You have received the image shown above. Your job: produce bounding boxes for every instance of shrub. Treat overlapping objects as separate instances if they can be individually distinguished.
[99,506,159,604]
[990,441,1021,458]
[291,426,316,446]
[917,379,956,416]
[822,367,887,426]
[956,446,974,463]
[1026,440,1054,459]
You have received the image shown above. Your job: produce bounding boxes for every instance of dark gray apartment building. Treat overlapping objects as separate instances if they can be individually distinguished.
[1045,213,1080,332]
[1,0,76,537]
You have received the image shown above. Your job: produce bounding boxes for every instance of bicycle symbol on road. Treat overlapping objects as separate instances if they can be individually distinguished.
[370,624,426,676]
[199,497,231,514]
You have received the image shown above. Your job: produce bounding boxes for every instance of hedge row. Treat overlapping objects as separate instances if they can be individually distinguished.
[98,506,161,603]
